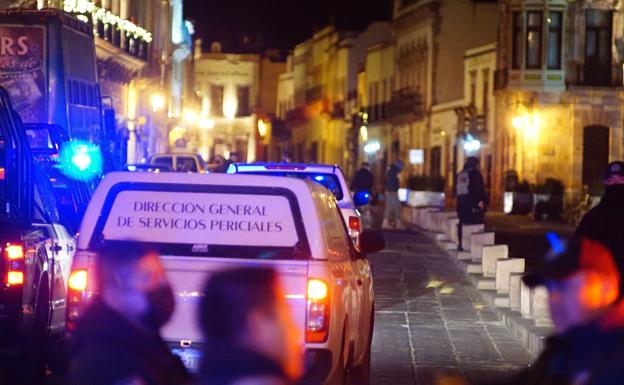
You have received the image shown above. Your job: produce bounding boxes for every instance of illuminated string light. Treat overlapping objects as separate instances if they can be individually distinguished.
[63,0,153,43]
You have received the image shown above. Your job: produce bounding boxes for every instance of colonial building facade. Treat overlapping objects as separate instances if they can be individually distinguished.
[493,0,624,207]
[392,0,499,193]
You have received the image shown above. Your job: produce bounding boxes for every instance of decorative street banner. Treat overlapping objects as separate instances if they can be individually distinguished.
[0,26,45,123]
[102,190,299,247]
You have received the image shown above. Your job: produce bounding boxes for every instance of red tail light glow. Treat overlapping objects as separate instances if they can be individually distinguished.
[7,271,23,285]
[348,216,361,231]
[306,278,330,343]
[4,243,25,286]
[68,270,88,291]
[5,244,24,260]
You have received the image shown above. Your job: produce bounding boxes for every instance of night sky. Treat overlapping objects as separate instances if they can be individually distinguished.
[184,0,393,53]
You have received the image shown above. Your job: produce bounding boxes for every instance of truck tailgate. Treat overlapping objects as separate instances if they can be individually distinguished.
[160,255,308,344]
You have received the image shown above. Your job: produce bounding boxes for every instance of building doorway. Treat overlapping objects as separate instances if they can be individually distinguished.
[582,125,610,194]
[430,146,441,177]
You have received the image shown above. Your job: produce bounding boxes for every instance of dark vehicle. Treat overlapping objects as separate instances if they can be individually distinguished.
[0,9,103,143]
[0,88,75,382]
[124,163,173,172]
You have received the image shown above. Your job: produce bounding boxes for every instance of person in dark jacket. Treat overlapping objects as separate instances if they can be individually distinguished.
[576,161,624,275]
[455,157,486,250]
[66,242,190,385]
[382,160,404,229]
[351,162,374,193]
[478,236,624,385]
[197,268,303,385]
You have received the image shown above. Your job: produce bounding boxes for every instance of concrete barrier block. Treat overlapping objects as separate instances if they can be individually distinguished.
[477,279,495,291]
[531,287,550,320]
[496,258,525,294]
[434,212,457,233]
[520,280,532,318]
[470,232,495,260]
[448,218,460,244]
[435,233,448,241]
[482,245,509,278]
[424,209,440,231]
[494,296,510,308]
[457,251,472,261]
[509,273,523,311]
[461,224,485,251]
[466,263,482,274]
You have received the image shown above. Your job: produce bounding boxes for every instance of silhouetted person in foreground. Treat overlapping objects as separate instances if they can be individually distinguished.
[66,242,189,385]
[478,236,624,385]
[576,161,624,272]
[198,268,303,385]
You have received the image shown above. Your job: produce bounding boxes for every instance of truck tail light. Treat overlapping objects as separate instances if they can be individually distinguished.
[306,278,330,343]
[4,243,24,287]
[66,269,89,331]
[68,269,88,291]
[348,216,361,232]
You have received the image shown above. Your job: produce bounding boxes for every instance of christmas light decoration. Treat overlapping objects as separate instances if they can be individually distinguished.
[63,0,152,43]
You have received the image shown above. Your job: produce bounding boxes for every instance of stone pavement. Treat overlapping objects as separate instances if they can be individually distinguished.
[369,230,534,385]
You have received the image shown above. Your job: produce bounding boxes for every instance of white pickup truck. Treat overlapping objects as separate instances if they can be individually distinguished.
[66,172,385,384]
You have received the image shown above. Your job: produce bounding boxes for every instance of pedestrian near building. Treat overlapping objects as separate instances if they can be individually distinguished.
[455,157,486,251]
[382,160,405,229]
[197,267,303,385]
[352,162,374,227]
[576,161,624,272]
[66,242,190,385]
[478,236,624,385]
[351,162,374,193]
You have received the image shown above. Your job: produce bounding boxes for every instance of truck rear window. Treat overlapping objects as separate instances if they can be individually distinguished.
[240,172,344,200]
[92,184,310,260]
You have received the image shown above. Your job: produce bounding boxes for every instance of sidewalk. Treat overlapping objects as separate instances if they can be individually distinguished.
[370,230,533,385]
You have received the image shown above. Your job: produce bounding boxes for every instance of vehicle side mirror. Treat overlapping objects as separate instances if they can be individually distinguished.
[353,190,371,207]
[359,229,385,255]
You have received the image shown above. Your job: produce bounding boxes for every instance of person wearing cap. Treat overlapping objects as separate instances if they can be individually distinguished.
[382,159,405,229]
[486,236,624,385]
[576,161,624,272]
[455,156,486,251]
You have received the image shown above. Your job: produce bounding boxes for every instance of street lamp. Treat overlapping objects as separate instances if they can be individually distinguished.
[258,119,268,138]
[512,111,541,141]
[151,94,166,113]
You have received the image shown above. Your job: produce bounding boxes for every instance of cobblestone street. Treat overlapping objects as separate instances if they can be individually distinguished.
[369,230,535,385]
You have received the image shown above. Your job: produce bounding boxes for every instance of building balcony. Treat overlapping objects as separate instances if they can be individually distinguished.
[285,107,306,123]
[386,87,425,124]
[94,19,150,61]
[305,85,324,103]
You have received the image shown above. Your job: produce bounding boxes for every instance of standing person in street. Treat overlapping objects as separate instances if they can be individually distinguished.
[576,161,624,270]
[66,242,190,385]
[382,159,405,229]
[351,162,374,193]
[473,236,624,385]
[455,156,486,251]
[222,151,241,172]
[352,162,374,227]
[197,267,303,385]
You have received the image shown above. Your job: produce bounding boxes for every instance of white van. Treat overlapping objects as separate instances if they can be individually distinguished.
[66,172,384,384]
